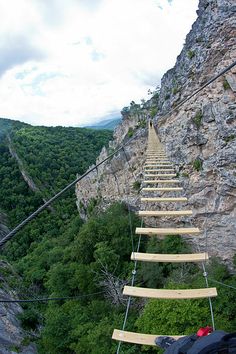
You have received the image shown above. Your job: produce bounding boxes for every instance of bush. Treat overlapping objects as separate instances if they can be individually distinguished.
[187,50,195,59]
[193,111,203,128]
[192,159,202,171]
[182,172,189,178]
[223,135,235,143]
[223,78,230,90]
[150,107,158,119]
[127,127,134,138]
[18,308,40,330]
[138,119,146,129]
[165,93,170,100]
[172,87,179,95]
[132,181,141,191]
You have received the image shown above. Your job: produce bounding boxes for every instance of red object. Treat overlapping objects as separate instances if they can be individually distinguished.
[197,326,213,337]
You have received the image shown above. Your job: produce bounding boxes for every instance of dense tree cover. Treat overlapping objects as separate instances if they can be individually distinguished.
[1,118,236,353]
[14,212,236,354]
[11,125,112,194]
[16,203,141,354]
[0,118,112,259]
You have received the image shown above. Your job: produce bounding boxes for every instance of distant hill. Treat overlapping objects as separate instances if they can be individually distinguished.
[86,117,121,130]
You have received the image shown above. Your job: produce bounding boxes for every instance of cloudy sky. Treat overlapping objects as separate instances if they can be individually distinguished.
[0,0,198,127]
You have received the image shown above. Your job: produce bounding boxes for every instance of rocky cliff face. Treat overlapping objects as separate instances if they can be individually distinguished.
[76,0,236,261]
[0,261,37,354]
[0,218,37,353]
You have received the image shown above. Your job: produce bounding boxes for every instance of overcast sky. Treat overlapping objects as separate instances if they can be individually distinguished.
[0,0,198,127]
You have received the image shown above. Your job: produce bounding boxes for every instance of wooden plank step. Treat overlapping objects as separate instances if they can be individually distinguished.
[142,187,183,191]
[146,160,169,164]
[144,180,180,184]
[146,159,169,162]
[131,252,208,262]
[141,197,187,202]
[144,174,176,177]
[145,165,173,167]
[112,329,183,345]
[146,162,171,164]
[146,161,170,164]
[135,227,200,235]
[145,163,172,165]
[138,210,193,216]
[144,168,175,176]
[123,286,217,299]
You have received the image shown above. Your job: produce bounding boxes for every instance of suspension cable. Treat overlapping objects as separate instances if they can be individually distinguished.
[195,216,216,330]
[116,222,143,354]
[208,278,236,291]
[0,291,105,303]
[160,60,236,118]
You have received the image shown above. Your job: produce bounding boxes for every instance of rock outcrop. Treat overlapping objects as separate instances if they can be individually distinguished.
[76,0,236,262]
[0,261,37,354]
[0,217,37,353]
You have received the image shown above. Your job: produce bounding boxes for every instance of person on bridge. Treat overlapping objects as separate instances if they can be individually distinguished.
[155,327,236,353]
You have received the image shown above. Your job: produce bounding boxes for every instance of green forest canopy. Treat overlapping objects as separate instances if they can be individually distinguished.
[0,118,236,353]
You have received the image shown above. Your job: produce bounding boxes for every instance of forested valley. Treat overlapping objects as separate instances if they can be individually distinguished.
[0,117,236,354]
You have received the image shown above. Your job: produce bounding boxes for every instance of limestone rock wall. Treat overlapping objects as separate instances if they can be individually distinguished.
[0,261,37,354]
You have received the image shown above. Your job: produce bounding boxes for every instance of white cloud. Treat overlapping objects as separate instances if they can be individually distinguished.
[0,0,198,126]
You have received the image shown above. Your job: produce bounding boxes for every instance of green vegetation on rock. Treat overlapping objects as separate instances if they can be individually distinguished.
[192,158,203,171]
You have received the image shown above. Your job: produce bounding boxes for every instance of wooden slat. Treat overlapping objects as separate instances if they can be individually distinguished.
[145,159,169,164]
[112,329,183,346]
[135,227,200,235]
[138,210,193,216]
[145,164,173,167]
[144,169,174,172]
[144,174,176,177]
[144,180,180,184]
[147,157,167,159]
[123,286,217,299]
[142,187,183,191]
[141,197,187,202]
[146,160,170,162]
[131,252,208,262]
[146,162,171,164]
[144,162,172,168]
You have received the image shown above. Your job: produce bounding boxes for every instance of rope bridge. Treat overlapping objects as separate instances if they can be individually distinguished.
[112,122,217,349]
